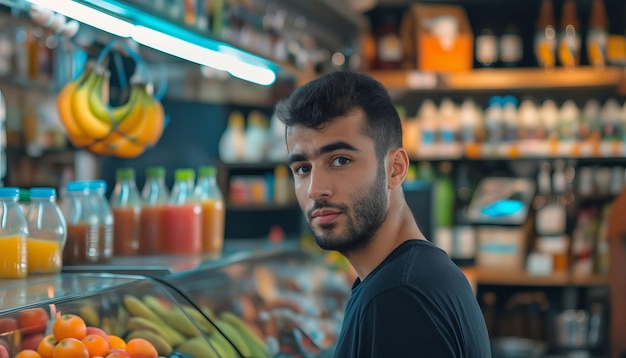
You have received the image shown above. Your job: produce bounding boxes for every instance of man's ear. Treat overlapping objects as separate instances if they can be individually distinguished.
[388,148,409,190]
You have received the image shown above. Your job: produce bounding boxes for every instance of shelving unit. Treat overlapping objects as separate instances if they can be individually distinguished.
[368,66,626,92]
[468,268,609,287]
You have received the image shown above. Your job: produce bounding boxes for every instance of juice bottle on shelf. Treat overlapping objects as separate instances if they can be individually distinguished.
[534,0,557,69]
[140,166,169,254]
[193,165,225,255]
[64,180,113,265]
[161,168,202,254]
[0,187,28,278]
[587,0,609,67]
[110,168,142,256]
[557,0,581,68]
[499,24,523,67]
[26,187,66,274]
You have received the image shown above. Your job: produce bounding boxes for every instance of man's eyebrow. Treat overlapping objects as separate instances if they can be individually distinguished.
[287,141,359,166]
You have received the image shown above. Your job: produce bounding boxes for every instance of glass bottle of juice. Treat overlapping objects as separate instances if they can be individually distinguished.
[534,0,557,69]
[557,0,581,68]
[26,187,66,274]
[110,168,142,256]
[161,168,202,254]
[140,166,169,254]
[65,180,113,264]
[587,0,609,67]
[193,165,225,255]
[0,187,28,278]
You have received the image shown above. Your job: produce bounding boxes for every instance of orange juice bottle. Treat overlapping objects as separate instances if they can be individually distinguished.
[193,166,225,255]
[534,0,557,69]
[26,187,66,273]
[557,0,581,68]
[0,187,29,278]
[140,166,170,255]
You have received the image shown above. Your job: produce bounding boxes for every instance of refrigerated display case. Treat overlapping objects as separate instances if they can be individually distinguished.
[167,248,354,358]
[0,248,354,357]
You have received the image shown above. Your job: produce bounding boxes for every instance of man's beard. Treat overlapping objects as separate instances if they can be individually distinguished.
[308,164,388,255]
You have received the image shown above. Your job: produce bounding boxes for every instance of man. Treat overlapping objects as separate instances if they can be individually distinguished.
[275,71,491,357]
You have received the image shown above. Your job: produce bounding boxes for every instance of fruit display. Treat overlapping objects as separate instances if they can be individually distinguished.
[0,249,353,357]
[56,62,165,158]
[170,249,353,357]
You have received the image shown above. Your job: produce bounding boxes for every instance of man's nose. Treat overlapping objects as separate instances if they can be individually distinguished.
[307,168,332,200]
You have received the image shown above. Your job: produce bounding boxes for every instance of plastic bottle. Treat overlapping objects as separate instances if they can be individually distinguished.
[587,0,609,67]
[110,168,142,256]
[580,99,601,142]
[193,165,225,255]
[557,0,581,68]
[534,0,557,69]
[475,28,498,67]
[161,168,202,254]
[219,111,246,163]
[438,98,459,147]
[499,24,523,67]
[26,187,66,273]
[0,187,28,278]
[502,95,519,143]
[140,166,169,255]
[244,110,269,162]
[485,96,504,148]
[65,180,113,264]
[417,99,438,148]
[540,99,560,144]
[559,100,580,144]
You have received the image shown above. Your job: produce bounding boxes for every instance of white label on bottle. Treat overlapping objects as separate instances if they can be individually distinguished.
[476,34,498,65]
[500,34,523,64]
[378,34,402,62]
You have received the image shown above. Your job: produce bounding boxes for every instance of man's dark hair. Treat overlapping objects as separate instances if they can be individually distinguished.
[275,71,402,159]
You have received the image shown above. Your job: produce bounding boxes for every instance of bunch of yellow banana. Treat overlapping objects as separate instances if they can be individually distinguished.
[57,64,165,158]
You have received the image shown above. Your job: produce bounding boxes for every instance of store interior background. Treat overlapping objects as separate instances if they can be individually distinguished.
[2,0,626,356]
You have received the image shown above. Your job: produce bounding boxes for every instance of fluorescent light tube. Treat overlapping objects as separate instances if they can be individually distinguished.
[134,26,276,86]
[24,0,134,38]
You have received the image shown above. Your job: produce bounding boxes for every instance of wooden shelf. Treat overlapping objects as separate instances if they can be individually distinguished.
[467,267,609,287]
[368,66,625,92]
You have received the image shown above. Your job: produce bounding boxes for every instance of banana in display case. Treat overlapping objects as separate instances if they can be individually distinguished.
[0,273,237,358]
[167,249,354,358]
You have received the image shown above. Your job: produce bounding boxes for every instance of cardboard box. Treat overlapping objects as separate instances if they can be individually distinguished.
[401,3,473,72]
[475,219,534,271]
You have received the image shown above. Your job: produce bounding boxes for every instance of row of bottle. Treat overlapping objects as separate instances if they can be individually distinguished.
[109,165,225,257]
[0,187,66,278]
[402,96,626,158]
[219,110,288,163]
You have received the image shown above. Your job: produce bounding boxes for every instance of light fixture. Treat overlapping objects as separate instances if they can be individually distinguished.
[24,0,278,86]
[24,0,134,38]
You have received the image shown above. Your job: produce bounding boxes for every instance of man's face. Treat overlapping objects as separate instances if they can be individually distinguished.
[286,109,389,254]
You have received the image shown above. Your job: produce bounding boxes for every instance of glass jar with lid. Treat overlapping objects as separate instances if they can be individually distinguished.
[26,187,67,273]
[0,187,29,278]
[64,180,113,264]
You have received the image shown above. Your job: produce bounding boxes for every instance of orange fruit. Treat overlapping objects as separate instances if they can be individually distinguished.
[15,350,42,358]
[125,338,157,358]
[105,348,130,358]
[81,334,109,357]
[52,314,87,341]
[107,335,126,351]
[17,308,49,335]
[52,338,88,358]
[36,335,57,358]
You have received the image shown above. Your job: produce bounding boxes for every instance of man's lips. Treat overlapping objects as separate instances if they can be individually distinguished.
[310,209,342,224]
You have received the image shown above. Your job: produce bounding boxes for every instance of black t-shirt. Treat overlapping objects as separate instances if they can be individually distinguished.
[333,240,491,358]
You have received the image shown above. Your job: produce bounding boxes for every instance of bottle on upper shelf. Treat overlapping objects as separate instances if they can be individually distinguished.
[557,0,581,68]
[534,0,557,70]
[587,0,609,68]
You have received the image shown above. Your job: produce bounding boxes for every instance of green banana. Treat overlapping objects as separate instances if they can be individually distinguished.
[126,316,171,340]
[221,312,268,358]
[183,305,216,334]
[122,295,185,346]
[209,332,238,358]
[177,337,219,358]
[216,320,251,357]
[77,305,100,327]
[126,329,173,356]
[143,295,202,337]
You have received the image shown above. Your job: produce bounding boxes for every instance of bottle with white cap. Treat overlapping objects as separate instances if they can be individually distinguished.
[26,187,66,273]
